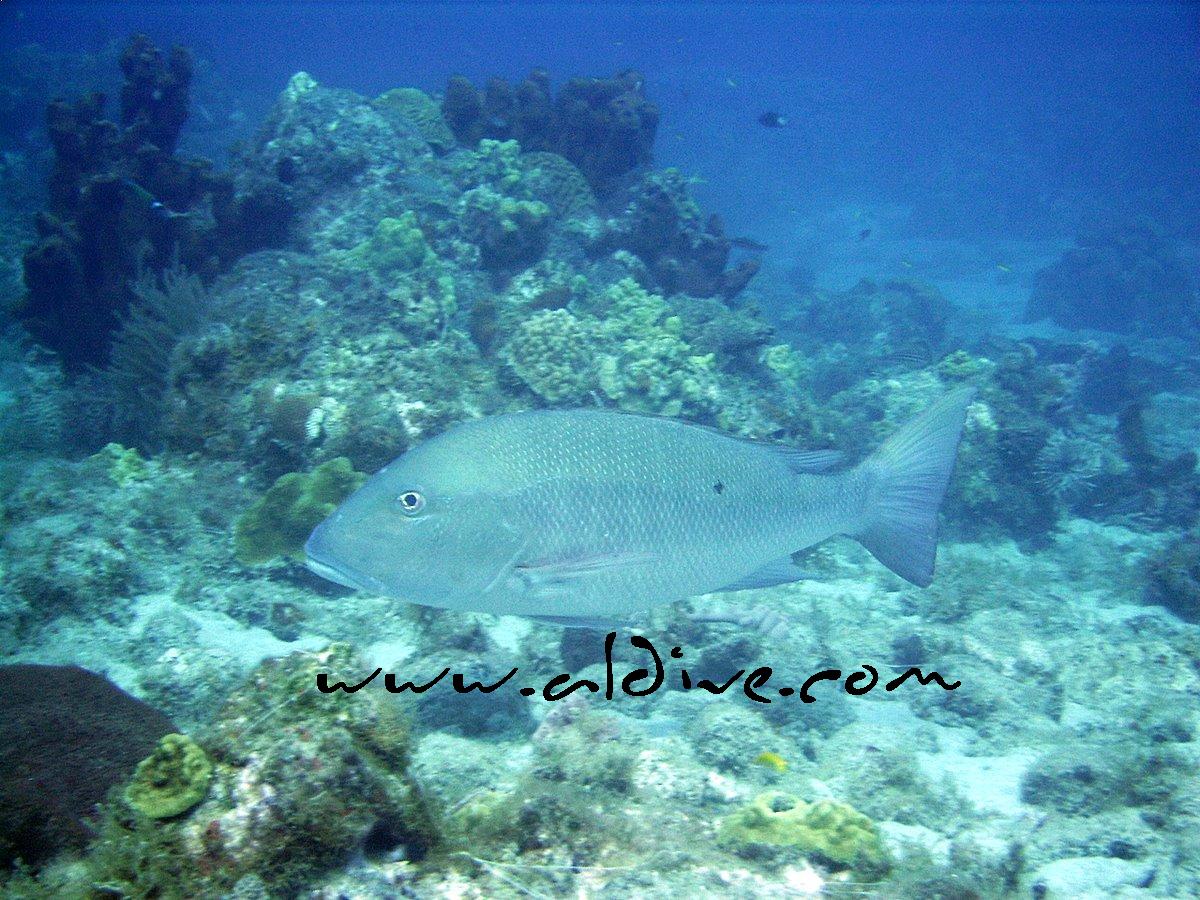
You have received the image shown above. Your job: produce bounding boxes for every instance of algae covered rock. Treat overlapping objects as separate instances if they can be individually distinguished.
[125,733,212,819]
[719,792,890,877]
[233,457,365,564]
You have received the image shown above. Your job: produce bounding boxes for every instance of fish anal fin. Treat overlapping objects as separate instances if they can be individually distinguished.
[717,557,814,592]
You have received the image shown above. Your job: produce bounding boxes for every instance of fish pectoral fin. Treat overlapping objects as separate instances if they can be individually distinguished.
[717,557,815,592]
[526,613,631,630]
[516,551,658,581]
[513,551,657,600]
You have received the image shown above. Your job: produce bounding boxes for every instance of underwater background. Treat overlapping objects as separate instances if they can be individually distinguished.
[1,1,1198,897]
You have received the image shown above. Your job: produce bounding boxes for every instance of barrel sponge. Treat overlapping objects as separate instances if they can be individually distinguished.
[233,457,366,565]
[124,733,212,819]
[719,792,890,877]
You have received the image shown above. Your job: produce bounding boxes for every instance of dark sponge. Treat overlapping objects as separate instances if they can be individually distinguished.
[0,664,176,868]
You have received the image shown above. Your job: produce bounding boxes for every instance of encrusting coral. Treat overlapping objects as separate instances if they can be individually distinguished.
[719,792,890,878]
[233,457,365,564]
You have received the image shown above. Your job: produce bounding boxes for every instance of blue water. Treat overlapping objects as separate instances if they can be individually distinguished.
[1,2,1199,897]
[5,1,1198,240]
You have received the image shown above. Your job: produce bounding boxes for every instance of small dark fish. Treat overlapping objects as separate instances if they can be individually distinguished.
[730,237,769,252]
[758,111,788,128]
[858,228,872,241]
[120,178,192,222]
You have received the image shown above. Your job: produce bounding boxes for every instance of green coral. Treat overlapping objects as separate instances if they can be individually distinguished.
[346,213,433,274]
[234,457,366,564]
[502,308,597,403]
[91,442,150,485]
[459,185,550,270]
[125,734,212,819]
[719,792,890,877]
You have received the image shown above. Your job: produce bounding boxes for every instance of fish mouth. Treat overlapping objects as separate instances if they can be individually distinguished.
[304,555,390,595]
[304,528,389,594]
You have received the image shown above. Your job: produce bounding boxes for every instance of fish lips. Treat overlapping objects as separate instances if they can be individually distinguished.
[304,522,389,594]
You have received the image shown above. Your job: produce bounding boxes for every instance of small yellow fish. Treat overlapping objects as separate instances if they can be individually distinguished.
[996,263,1012,273]
[726,77,738,88]
[754,751,788,773]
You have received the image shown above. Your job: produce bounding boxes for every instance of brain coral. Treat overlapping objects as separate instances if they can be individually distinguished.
[373,87,456,153]
[502,308,597,404]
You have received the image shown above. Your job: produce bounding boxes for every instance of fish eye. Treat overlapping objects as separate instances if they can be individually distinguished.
[397,490,426,515]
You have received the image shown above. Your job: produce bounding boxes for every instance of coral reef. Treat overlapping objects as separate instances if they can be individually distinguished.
[1025,217,1199,333]
[5,33,1200,900]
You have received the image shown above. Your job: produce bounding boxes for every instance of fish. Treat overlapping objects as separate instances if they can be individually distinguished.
[754,751,789,773]
[758,111,787,128]
[858,228,872,241]
[119,178,193,222]
[305,389,975,622]
[729,236,770,252]
[996,263,1012,273]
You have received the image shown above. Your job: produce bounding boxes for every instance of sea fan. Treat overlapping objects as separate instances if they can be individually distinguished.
[103,260,209,449]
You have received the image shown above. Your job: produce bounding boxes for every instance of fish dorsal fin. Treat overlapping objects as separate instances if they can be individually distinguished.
[717,556,815,592]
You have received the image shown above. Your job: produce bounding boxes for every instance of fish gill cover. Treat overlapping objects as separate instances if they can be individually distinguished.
[0,7,1198,899]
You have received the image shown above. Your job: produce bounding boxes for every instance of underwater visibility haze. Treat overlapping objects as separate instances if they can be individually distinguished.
[0,2,1198,898]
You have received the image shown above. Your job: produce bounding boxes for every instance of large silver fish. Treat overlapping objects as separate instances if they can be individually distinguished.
[305,388,975,623]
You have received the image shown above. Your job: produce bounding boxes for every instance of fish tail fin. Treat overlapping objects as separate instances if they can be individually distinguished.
[853,387,976,587]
